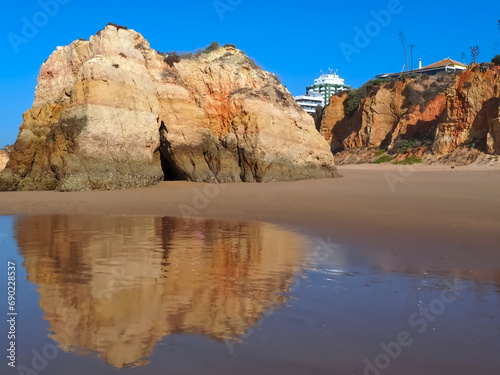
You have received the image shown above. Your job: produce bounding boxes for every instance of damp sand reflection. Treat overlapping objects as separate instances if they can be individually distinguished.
[15,215,306,369]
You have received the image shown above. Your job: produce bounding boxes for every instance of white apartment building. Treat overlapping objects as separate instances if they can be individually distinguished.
[294,93,324,115]
[295,69,351,114]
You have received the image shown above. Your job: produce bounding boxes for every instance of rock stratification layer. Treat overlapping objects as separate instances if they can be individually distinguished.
[1,24,338,191]
[320,64,500,164]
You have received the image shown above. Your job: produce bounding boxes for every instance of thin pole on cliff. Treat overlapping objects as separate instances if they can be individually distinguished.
[398,29,409,72]
[410,44,414,71]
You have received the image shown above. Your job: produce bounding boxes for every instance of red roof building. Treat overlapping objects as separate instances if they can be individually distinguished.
[376,58,467,78]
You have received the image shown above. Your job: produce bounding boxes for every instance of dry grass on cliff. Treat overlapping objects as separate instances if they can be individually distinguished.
[157,41,223,66]
[96,23,128,36]
[341,72,458,118]
[402,73,457,112]
[157,42,263,84]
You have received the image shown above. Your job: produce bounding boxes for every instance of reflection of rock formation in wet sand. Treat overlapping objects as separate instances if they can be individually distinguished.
[15,216,305,368]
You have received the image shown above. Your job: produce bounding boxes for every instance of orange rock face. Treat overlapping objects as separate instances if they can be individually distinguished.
[320,65,500,157]
[0,24,338,191]
[0,150,8,172]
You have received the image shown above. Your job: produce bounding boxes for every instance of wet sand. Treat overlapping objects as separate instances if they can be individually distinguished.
[2,164,500,375]
[0,164,499,273]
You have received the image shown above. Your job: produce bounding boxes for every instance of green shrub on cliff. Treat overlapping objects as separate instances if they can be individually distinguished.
[345,89,362,115]
[371,78,389,86]
[163,52,181,67]
[344,78,388,115]
[422,85,441,103]
[157,41,222,67]
[402,83,424,109]
[203,41,220,54]
[385,78,398,90]
[393,155,423,165]
[401,139,420,153]
[492,55,500,66]
[402,73,456,113]
[392,138,421,154]
[373,154,393,164]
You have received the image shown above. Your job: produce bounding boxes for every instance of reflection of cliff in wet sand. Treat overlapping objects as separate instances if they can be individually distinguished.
[15,216,306,368]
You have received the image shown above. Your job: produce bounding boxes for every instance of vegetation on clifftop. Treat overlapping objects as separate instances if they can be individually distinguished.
[157,41,223,67]
[343,78,393,115]
[342,71,457,117]
[373,154,393,164]
[393,155,423,165]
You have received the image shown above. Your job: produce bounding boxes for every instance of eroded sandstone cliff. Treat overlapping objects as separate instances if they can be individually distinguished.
[320,64,500,165]
[0,149,8,172]
[0,24,338,191]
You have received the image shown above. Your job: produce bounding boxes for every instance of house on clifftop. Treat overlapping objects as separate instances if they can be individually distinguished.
[376,58,467,79]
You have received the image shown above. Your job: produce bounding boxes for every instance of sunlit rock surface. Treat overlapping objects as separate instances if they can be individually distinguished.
[1,24,338,191]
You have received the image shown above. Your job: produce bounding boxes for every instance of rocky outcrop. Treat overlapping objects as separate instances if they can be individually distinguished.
[15,215,305,368]
[332,145,500,167]
[320,64,500,162]
[434,67,500,155]
[0,149,8,172]
[0,24,338,191]
[486,105,500,154]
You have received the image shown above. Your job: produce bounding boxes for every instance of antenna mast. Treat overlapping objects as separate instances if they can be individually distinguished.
[410,44,414,71]
[398,29,409,72]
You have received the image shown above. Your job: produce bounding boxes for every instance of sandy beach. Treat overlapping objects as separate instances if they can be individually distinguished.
[2,4,500,373]
[1,164,499,273]
[2,164,500,375]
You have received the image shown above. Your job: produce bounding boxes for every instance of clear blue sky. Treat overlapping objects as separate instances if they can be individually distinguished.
[1,0,499,147]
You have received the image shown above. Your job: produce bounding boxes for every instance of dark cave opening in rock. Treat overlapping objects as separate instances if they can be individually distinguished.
[159,121,185,181]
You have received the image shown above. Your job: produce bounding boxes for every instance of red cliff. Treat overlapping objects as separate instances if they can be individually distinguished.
[320,64,500,165]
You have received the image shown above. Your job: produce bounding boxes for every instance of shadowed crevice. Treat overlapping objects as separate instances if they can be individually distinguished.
[159,121,186,181]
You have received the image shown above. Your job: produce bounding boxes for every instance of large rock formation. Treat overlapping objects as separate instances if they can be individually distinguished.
[15,215,305,368]
[0,24,338,191]
[320,64,500,164]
